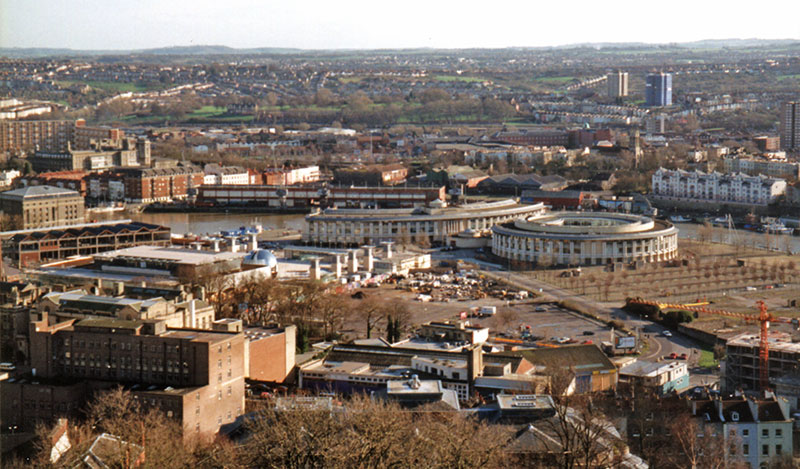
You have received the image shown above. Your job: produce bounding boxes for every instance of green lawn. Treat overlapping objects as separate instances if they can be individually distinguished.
[777,74,800,81]
[698,348,719,369]
[187,106,227,118]
[433,75,486,83]
[534,76,575,84]
[55,80,169,93]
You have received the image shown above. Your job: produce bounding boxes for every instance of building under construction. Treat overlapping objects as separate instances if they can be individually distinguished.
[724,332,800,392]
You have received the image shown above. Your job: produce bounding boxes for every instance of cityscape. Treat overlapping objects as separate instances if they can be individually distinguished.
[2,2,800,468]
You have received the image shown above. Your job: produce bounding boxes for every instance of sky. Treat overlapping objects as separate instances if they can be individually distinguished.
[1,0,799,51]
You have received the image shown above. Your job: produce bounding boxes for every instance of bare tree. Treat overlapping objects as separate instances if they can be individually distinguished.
[353,294,384,339]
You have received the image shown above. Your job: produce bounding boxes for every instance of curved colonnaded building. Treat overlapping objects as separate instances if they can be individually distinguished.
[304,199,547,246]
[491,212,678,266]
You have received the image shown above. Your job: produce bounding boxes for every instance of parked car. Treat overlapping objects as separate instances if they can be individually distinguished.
[583,331,595,336]
[679,353,688,360]
[668,352,678,359]
[535,306,546,312]
[662,330,673,337]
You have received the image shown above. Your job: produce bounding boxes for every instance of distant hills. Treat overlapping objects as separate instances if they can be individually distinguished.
[2,39,799,58]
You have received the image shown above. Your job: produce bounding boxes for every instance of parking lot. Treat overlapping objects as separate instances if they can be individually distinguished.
[488,303,614,345]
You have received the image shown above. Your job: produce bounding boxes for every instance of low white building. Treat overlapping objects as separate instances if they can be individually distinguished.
[652,168,787,206]
[203,164,250,185]
[0,169,21,187]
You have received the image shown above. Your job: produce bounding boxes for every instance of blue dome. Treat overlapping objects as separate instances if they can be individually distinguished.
[243,249,278,268]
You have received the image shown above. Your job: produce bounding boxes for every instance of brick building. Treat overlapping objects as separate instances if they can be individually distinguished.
[1,316,246,437]
[333,164,408,186]
[118,164,204,203]
[73,119,125,150]
[20,170,89,197]
[244,325,296,382]
[0,119,73,153]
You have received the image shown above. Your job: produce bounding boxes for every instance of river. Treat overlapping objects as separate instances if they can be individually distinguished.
[95,211,800,252]
[128,211,307,236]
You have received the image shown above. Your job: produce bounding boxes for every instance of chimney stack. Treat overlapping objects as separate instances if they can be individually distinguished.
[250,233,258,252]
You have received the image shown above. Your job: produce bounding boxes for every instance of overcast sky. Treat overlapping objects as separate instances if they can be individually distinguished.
[2,0,799,50]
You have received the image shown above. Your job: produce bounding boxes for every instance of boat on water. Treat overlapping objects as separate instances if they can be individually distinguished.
[762,222,794,235]
[711,216,730,226]
[669,215,691,223]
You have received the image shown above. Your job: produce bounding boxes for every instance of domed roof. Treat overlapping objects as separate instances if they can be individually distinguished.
[242,249,278,268]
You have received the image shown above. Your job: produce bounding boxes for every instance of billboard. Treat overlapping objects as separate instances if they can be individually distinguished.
[615,336,636,349]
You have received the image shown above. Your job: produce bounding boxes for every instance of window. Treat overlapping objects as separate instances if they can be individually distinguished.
[743,429,749,437]
[218,390,222,400]
[227,386,232,396]
[776,428,782,437]
[227,342,231,350]
[776,445,782,454]
[218,359,222,369]
[762,445,769,456]
[743,444,749,456]
[762,428,769,438]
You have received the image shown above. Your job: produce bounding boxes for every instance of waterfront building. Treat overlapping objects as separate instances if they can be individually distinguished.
[491,212,678,267]
[2,220,171,268]
[304,199,547,246]
[0,185,84,229]
[651,168,786,206]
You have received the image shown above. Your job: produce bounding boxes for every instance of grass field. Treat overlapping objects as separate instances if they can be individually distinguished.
[534,76,575,84]
[777,74,800,81]
[698,349,718,369]
[434,75,486,83]
[56,80,168,93]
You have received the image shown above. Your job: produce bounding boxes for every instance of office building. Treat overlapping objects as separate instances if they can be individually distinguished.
[30,138,150,173]
[645,73,673,107]
[0,185,85,229]
[780,102,800,152]
[607,71,629,98]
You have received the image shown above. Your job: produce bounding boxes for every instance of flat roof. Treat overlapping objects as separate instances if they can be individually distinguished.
[496,394,555,411]
[0,185,79,200]
[94,245,245,265]
[619,360,684,378]
[162,329,238,344]
[387,378,442,395]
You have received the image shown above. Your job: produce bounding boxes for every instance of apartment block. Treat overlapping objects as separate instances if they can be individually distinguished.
[780,101,800,152]
[0,119,73,153]
[651,168,786,206]
[607,71,629,98]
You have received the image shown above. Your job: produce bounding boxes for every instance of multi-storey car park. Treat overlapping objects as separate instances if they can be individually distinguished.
[303,199,547,247]
[491,212,678,267]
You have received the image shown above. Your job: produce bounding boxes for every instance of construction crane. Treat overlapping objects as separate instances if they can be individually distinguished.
[626,298,800,391]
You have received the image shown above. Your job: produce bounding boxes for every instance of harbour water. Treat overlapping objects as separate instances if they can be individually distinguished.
[129,212,307,236]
